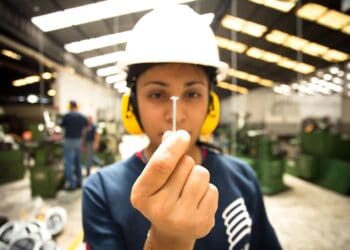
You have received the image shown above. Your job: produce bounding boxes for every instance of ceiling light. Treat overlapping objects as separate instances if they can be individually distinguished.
[216,36,247,53]
[346,73,350,81]
[322,49,349,63]
[32,0,199,32]
[1,49,22,60]
[333,77,343,85]
[228,68,274,87]
[342,24,350,35]
[329,66,339,75]
[323,74,332,81]
[221,15,244,32]
[296,3,328,21]
[302,42,329,57]
[265,30,288,44]
[294,62,315,74]
[47,89,56,97]
[284,36,308,51]
[249,0,296,12]
[217,81,248,94]
[97,65,122,77]
[65,31,130,53]
[277,58,296,69]
[27,94,39,104]
[261,51,281,63]
[41,72,53,80]
[12,75,41,87]
[105,72,127,84]
[84,51,125,68]
[246,47,263,59]
[317,10,350,30]
[242,21,267,37]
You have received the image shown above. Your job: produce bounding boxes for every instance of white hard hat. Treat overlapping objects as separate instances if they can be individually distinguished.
[121,4,227,81]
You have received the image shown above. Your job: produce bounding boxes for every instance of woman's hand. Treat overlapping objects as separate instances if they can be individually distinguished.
[130,130,219,249]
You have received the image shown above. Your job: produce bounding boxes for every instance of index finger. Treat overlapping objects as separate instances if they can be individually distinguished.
[133,130,191,197]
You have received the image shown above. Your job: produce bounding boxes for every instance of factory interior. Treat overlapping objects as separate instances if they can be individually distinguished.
[0,0,350,249]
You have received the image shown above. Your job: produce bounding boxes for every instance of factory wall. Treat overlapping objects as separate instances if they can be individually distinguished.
[221,88,342,134]
[54,69,120,122]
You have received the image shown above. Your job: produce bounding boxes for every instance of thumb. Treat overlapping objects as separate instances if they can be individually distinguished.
[132,130,190,197]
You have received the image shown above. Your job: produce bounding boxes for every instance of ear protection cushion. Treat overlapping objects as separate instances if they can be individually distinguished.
[200,91,220,136]
[121,92,143,134]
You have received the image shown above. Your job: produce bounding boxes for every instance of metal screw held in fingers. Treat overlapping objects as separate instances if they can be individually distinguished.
[170,96,179,132]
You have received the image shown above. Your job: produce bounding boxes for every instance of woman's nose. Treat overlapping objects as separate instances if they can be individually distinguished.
[165,98,185,130]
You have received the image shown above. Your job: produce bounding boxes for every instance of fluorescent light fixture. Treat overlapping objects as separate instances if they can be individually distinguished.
[294,62,315,74]
[1,49,22,60]
[216,36,247,53]
[302,42,329,57]
[265,30,288,44]
[317,10,350,30]
[261,51,281,63]
[32,0,199,32]
[273,84,291,96]
[47,89,56,97]
[246,47,264,59]
[265,29,349,63]
[296,3,328,21]
[65,31,130,53]
[277,58,296,69]
[221,15,267,37]
[97,65,121,77]
[13,75,41,87]
[228,68,274,87]
[41,72,53,80]
[84,51,125,68]
[284,36,308,51]
[217,81,248,94]
[297,3,350,36]
[342,24,350,35]
[27,94,39,104]
[249,0,296,12]
[322,49,349,63]
[105,72,127,84]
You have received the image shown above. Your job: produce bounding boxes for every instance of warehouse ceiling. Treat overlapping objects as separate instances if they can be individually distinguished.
[0,0,350,103]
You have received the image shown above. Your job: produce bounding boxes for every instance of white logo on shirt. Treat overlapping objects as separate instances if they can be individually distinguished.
[222,198,252,250]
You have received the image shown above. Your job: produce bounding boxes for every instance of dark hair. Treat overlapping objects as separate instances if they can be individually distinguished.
[69,100,77,109]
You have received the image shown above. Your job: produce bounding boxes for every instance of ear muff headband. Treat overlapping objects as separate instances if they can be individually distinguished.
[121,91,143,134]
[200,91,220,136]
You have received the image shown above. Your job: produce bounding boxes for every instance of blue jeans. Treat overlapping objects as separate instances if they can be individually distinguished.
[63,138,83,188]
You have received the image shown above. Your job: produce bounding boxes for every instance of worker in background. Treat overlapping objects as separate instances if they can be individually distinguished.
[83,4,281,250]
[60,100,87,191]
[83,116,100,176]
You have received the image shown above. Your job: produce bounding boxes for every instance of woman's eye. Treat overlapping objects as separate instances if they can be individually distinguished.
[185,91,201,99]
[149,92,167,100]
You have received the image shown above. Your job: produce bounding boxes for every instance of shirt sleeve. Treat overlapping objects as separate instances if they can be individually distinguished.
[249,179,282,250]
[82,173,127,250]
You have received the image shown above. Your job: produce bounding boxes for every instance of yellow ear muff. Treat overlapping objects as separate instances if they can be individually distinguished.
[200,91,220,136]
[121,91,143,134]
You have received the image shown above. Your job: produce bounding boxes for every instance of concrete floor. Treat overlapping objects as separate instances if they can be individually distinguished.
[0,172,349,249]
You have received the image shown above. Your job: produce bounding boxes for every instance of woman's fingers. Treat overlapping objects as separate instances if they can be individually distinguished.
[131,130,190,205]
[180,165,210,206]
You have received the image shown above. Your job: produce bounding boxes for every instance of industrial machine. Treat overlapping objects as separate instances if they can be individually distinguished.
[298,118,350,195]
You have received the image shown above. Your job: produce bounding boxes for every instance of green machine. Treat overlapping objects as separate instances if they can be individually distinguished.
[237,131,287,195]
[29,139,64,198]
[27,122,65,198]
[299,129,350,195]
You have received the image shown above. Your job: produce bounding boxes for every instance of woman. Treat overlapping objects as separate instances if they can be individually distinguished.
[83,4,281,250]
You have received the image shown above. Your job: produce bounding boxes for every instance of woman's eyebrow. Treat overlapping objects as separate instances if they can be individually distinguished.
[185,81,206,87]
[142,81,168,87]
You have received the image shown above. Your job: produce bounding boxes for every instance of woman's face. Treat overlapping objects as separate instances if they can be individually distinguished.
[136,63,209,151]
